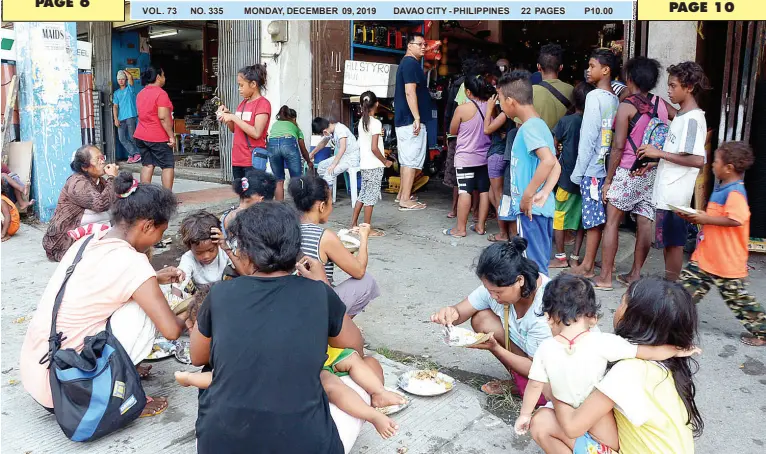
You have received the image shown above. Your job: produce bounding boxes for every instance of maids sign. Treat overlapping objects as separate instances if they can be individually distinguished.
[0,28,92,70]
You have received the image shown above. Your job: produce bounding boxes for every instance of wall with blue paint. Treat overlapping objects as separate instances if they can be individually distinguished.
[111,31,151,160]
[15,22,81,223]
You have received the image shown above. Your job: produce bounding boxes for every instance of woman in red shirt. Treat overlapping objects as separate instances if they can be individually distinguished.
[134,66,176,190]
[218,64,272,181]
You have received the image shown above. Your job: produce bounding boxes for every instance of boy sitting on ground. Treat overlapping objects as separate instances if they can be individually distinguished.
[176,279,407,439]
[178,211,232,286]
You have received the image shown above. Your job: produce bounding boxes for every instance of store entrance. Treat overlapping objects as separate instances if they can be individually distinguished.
[112,22,220,175]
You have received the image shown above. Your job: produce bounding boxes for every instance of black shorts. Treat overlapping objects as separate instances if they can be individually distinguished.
[136,139,175,169]
[655,209,689,249]
[232,166,254,181]
[456,165,490,194]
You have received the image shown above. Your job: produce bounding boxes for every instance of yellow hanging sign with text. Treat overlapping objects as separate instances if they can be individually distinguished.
[638,0,766,20]
[2,0,125,21]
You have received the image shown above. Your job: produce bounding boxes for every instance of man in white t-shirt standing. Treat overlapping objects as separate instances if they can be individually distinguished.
[637,62,710,281]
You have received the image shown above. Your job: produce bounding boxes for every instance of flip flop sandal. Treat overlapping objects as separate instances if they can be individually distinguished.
[446,212,457,219]
[481,380,518,396]
[442,228,465,238]
[395,195,419,203]
[740,334,766,347]
[469,224,486,235]
[399,202,427,211]
[616,274,632,287]
[140,396,169,418]
[589,279,614,291]
[487,233,507,243]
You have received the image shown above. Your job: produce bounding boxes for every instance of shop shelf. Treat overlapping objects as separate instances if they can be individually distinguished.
[352,43,406,55]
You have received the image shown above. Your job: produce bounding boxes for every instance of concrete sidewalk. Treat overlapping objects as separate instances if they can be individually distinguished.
[0,221,523,454]
[2,178,765,453]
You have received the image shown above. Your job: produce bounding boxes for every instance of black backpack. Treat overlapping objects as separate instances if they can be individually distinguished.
[41,236,146,441]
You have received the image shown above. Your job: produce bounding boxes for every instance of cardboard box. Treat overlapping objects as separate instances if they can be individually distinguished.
[343,60,398,98]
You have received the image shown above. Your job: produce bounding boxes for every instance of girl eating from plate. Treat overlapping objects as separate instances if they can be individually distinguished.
[289,175,380,317]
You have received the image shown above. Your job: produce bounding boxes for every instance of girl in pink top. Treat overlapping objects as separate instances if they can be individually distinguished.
[444,75,493,238]
[20,172,187,418]
[596,57,677,290]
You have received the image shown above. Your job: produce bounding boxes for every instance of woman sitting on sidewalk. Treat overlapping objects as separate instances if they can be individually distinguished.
[289,175,380,317]
[42,145,119,262]
[21,171,187,417]
[431,238,553,399]
[191,201,383,453]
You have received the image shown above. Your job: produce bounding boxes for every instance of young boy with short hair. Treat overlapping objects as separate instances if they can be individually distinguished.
[680,141,766,347]
[638,61,709,281]
[178,211,231,286]
[550,82,594,269]
[311,116,361,192]
[569,49,620,279]
[496,70,561,275]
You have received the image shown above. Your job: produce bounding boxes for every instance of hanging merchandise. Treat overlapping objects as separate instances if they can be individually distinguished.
[424,40,442,61]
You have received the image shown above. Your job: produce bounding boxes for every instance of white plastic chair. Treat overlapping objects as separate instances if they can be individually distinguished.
[332,167,360,206]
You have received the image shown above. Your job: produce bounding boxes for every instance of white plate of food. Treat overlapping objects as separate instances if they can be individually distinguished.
[443,326,493,347]
[337,229,361,253]
[667,204,698,216]
[146,338,175,360]
[375,388,411,415]
[398,370,455,396]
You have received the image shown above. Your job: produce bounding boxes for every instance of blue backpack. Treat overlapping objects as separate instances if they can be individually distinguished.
[42,236,146,441]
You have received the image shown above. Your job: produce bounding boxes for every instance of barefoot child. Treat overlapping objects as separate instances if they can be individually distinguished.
[549,82,593,269]
[351,91,392,236]
[680,141,766,347]
[514,274,699,452]
[569,49,620,279]
[177,287,406,439]
[320,346,405,439]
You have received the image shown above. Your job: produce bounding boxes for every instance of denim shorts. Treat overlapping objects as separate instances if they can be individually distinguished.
[267,137,303,180]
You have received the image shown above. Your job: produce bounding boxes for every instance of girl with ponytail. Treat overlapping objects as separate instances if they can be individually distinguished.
[217,64,272,179]
[267,105,312,200]
[430,237,554,399]
[352,91,392,236]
